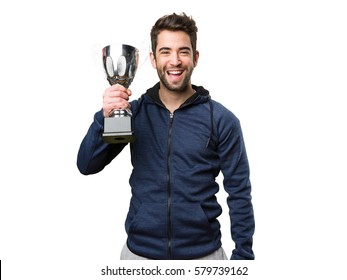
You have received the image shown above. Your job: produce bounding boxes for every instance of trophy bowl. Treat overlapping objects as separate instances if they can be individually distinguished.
[102,44,139,88]
[102,44,139,144]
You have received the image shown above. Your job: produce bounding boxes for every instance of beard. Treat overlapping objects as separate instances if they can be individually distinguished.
[157,66,194,92]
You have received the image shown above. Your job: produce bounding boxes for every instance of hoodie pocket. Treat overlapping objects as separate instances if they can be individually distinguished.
[170,203,215,244]
[127,202,167,243]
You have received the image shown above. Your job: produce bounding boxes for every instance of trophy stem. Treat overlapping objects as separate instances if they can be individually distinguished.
[110,109,133,118]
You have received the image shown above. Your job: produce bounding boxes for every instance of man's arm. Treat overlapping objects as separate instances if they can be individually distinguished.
[216,109,255,260]
[77,109,127,175]
[77,84,132,175]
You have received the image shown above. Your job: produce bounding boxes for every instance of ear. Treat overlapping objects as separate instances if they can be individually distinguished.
[194,50,200,67]
[150,52,157,69]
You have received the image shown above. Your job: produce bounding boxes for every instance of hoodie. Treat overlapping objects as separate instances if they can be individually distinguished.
[77,83,255,260]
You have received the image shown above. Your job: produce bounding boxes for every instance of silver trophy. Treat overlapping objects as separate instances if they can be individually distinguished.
[102,44,139,143]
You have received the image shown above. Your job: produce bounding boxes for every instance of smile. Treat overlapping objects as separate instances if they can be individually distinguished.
[167,70,184,75]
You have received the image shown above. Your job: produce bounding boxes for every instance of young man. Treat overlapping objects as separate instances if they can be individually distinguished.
[77,13,255,260]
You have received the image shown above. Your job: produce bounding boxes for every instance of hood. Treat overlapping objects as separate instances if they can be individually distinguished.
[144,82,211,108]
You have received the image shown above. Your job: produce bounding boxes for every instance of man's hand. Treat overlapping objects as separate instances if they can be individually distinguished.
[102,84,132,117]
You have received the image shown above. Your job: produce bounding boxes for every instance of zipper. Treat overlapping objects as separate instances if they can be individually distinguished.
[144,93,203,259]
[167,112,174,259]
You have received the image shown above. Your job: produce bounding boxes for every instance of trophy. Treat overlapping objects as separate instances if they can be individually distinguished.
[102,44,139,144]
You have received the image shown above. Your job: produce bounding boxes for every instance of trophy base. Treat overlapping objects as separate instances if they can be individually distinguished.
[103,113,134,144]
[103,131,135,144]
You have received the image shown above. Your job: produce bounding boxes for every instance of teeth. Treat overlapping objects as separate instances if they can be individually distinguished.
[168,70,183,75]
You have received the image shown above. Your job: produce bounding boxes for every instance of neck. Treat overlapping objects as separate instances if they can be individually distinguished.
[159,84,195,113]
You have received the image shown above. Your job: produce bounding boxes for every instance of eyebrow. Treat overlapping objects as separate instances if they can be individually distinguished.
[158,46,192,52]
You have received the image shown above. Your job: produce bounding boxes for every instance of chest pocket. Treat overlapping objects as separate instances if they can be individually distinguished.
[170,102,219,167]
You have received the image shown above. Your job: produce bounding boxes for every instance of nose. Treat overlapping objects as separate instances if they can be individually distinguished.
[169,52,181,66]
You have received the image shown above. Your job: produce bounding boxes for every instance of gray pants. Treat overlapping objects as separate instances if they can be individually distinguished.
[120,243,228,260]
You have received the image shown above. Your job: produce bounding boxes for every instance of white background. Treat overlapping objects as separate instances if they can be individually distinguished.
[0,0,346,279]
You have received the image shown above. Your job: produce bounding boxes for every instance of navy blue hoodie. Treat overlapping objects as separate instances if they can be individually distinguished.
[77,83,255,259]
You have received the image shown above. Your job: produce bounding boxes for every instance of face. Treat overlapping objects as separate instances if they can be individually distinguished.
[150,30,199,93]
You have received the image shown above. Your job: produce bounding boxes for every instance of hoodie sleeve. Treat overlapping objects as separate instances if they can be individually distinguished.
[215,105,255,260]
[77,109,127,175]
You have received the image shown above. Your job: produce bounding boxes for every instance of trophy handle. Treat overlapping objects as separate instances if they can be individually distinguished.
[137,40,150,69]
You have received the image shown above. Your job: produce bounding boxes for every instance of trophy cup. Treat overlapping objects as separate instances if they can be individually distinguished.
[102,44,139,144]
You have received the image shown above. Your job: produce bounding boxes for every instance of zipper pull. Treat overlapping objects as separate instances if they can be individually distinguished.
[170,112,174,119]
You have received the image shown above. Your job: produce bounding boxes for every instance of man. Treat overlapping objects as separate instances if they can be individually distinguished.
[77,13,255,260]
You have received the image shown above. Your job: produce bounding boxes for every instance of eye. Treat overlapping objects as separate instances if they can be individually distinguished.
[159,49,170,55]
[180,49,191,55]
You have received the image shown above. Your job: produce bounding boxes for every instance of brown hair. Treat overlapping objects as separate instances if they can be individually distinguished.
[150,13,198,59]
